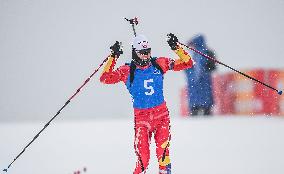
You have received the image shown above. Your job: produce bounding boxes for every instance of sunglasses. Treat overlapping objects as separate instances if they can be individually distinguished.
[137,48,151,55]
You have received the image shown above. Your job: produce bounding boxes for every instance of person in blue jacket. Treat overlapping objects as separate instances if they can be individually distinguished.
[185,34,217,116]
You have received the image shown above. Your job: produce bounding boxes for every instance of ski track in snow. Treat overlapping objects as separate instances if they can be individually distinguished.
[0,116,284,174]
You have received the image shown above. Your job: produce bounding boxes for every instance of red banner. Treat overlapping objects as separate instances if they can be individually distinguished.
[180,69,284,116]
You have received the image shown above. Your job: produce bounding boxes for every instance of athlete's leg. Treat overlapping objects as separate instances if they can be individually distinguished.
[133,126,152,174]
[154,116,171,174]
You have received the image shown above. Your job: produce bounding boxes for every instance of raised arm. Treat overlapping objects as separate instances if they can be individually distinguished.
[171,43,194,71]
[156,33,194,72]
[100,41,129,84]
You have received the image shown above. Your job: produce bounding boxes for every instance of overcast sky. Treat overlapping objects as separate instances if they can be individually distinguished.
[0,0,284,121]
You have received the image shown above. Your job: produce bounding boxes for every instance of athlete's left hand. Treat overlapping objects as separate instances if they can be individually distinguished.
[167,33,179,50]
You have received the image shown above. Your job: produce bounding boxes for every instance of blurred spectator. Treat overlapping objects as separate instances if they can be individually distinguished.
[185,34,217,116]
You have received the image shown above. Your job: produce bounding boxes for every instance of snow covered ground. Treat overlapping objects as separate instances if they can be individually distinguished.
[1,116,284,174]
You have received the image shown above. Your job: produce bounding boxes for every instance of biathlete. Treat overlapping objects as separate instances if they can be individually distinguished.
[100,33,194,174]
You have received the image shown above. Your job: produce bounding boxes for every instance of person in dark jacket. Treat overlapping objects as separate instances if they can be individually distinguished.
[185,34,217,116]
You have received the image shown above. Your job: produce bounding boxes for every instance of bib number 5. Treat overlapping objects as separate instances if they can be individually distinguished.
[144,79,154,95]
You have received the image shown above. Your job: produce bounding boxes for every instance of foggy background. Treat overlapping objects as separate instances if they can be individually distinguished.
[1,0,284,121]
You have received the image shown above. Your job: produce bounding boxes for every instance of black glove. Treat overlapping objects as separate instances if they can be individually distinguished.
[167,33,179,50]
[110,41,123,57]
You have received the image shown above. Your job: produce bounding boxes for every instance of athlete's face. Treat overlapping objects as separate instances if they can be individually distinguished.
[136,48,151,60]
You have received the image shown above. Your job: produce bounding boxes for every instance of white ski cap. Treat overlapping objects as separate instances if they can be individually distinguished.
[132,35,151,50]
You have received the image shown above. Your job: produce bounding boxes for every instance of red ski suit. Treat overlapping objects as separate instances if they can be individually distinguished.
[100,46,193,174]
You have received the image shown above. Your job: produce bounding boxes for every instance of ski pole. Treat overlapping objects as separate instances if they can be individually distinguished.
[179,42,283,95]
[3,54,111,173]
[124,17,138,37]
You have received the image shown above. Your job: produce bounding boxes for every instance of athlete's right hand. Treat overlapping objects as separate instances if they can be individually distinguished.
[110,41,123,57]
